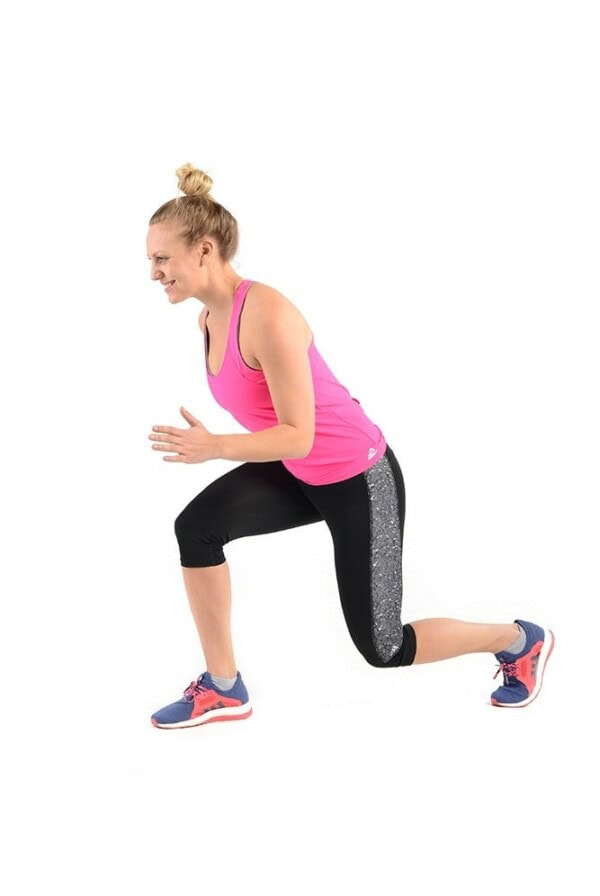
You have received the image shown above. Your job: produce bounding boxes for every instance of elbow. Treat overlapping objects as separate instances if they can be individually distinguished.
[294,430,314,459]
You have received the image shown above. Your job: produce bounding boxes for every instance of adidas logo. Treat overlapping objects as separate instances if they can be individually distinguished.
[368,447,377,460]
[202,700,226,714]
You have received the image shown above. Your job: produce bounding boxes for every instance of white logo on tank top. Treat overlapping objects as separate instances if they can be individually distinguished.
[368,447,377,460]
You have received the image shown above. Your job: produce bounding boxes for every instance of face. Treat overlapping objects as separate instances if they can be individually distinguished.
[146,223,204,303]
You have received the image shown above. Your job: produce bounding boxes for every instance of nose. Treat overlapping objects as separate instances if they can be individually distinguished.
[150,263,162,281]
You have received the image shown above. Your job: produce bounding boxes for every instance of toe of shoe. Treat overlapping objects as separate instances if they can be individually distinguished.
[491,685,528,706]
[151,701,192,726]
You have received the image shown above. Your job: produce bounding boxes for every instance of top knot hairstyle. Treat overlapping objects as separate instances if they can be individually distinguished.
[149,164,239,262]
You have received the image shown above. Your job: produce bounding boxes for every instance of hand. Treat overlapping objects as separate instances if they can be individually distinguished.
[148,407,218,463]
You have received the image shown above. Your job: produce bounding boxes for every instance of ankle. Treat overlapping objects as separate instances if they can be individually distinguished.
[493,623,522,655]
[208,668,238,680]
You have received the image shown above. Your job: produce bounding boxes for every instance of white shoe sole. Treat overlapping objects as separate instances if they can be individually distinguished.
[151,701,253,729]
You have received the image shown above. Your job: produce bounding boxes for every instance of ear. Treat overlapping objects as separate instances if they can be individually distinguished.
[195,236,214,266]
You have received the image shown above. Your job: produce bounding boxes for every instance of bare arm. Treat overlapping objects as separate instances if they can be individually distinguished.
[212,296,315,462]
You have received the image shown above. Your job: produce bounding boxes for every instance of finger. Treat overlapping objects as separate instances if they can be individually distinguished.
[180,412,198,426]
[152,442,180,452]
[149,433,183,443]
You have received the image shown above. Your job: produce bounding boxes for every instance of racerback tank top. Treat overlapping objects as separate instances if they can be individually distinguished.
[204,279,386,485]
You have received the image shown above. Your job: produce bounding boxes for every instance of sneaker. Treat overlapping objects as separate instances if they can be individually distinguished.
[491,619,555,708]
[151,671,252,729]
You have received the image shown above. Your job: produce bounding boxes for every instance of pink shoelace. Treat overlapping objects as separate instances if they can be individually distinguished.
[493,661,519,684]
[183,679,208,699]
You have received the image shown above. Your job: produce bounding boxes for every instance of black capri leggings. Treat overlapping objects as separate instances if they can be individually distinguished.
[174,444,416,667]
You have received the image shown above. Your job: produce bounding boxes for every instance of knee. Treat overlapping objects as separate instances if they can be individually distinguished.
[174,505,198,537]
[174,509,226,568]
[360,624,416,668]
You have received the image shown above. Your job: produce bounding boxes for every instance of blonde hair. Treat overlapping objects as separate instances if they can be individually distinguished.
[149,163,239,261]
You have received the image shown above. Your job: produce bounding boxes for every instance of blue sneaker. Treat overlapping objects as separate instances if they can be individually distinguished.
[491,619,555,707]
[151,671,252,729]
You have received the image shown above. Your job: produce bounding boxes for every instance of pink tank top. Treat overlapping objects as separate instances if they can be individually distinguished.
[204,279,387,485]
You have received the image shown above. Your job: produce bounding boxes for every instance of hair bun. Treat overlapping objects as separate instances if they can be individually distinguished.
[175,163,213,198]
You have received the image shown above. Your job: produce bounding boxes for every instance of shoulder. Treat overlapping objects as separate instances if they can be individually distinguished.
[198,306,208,333]
[245,281,313,349]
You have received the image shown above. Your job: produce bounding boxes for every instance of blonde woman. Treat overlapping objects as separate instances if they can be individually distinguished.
[147,164,554,728]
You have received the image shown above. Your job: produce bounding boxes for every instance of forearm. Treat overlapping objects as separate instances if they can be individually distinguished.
[213,424,311,463]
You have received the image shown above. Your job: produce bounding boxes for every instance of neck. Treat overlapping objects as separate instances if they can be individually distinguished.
[194,269,245,316]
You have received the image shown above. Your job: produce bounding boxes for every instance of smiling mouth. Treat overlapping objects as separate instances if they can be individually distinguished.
[164,281,175,292]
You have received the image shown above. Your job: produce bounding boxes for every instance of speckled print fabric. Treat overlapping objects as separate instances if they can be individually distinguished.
[364,455,404,662]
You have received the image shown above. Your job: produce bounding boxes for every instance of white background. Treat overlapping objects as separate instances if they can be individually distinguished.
[2,1,598,893]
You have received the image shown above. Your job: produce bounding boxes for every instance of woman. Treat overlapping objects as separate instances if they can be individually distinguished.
[147,164,554,728]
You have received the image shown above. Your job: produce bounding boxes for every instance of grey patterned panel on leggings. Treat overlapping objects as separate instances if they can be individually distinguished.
[364,455,404,663]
